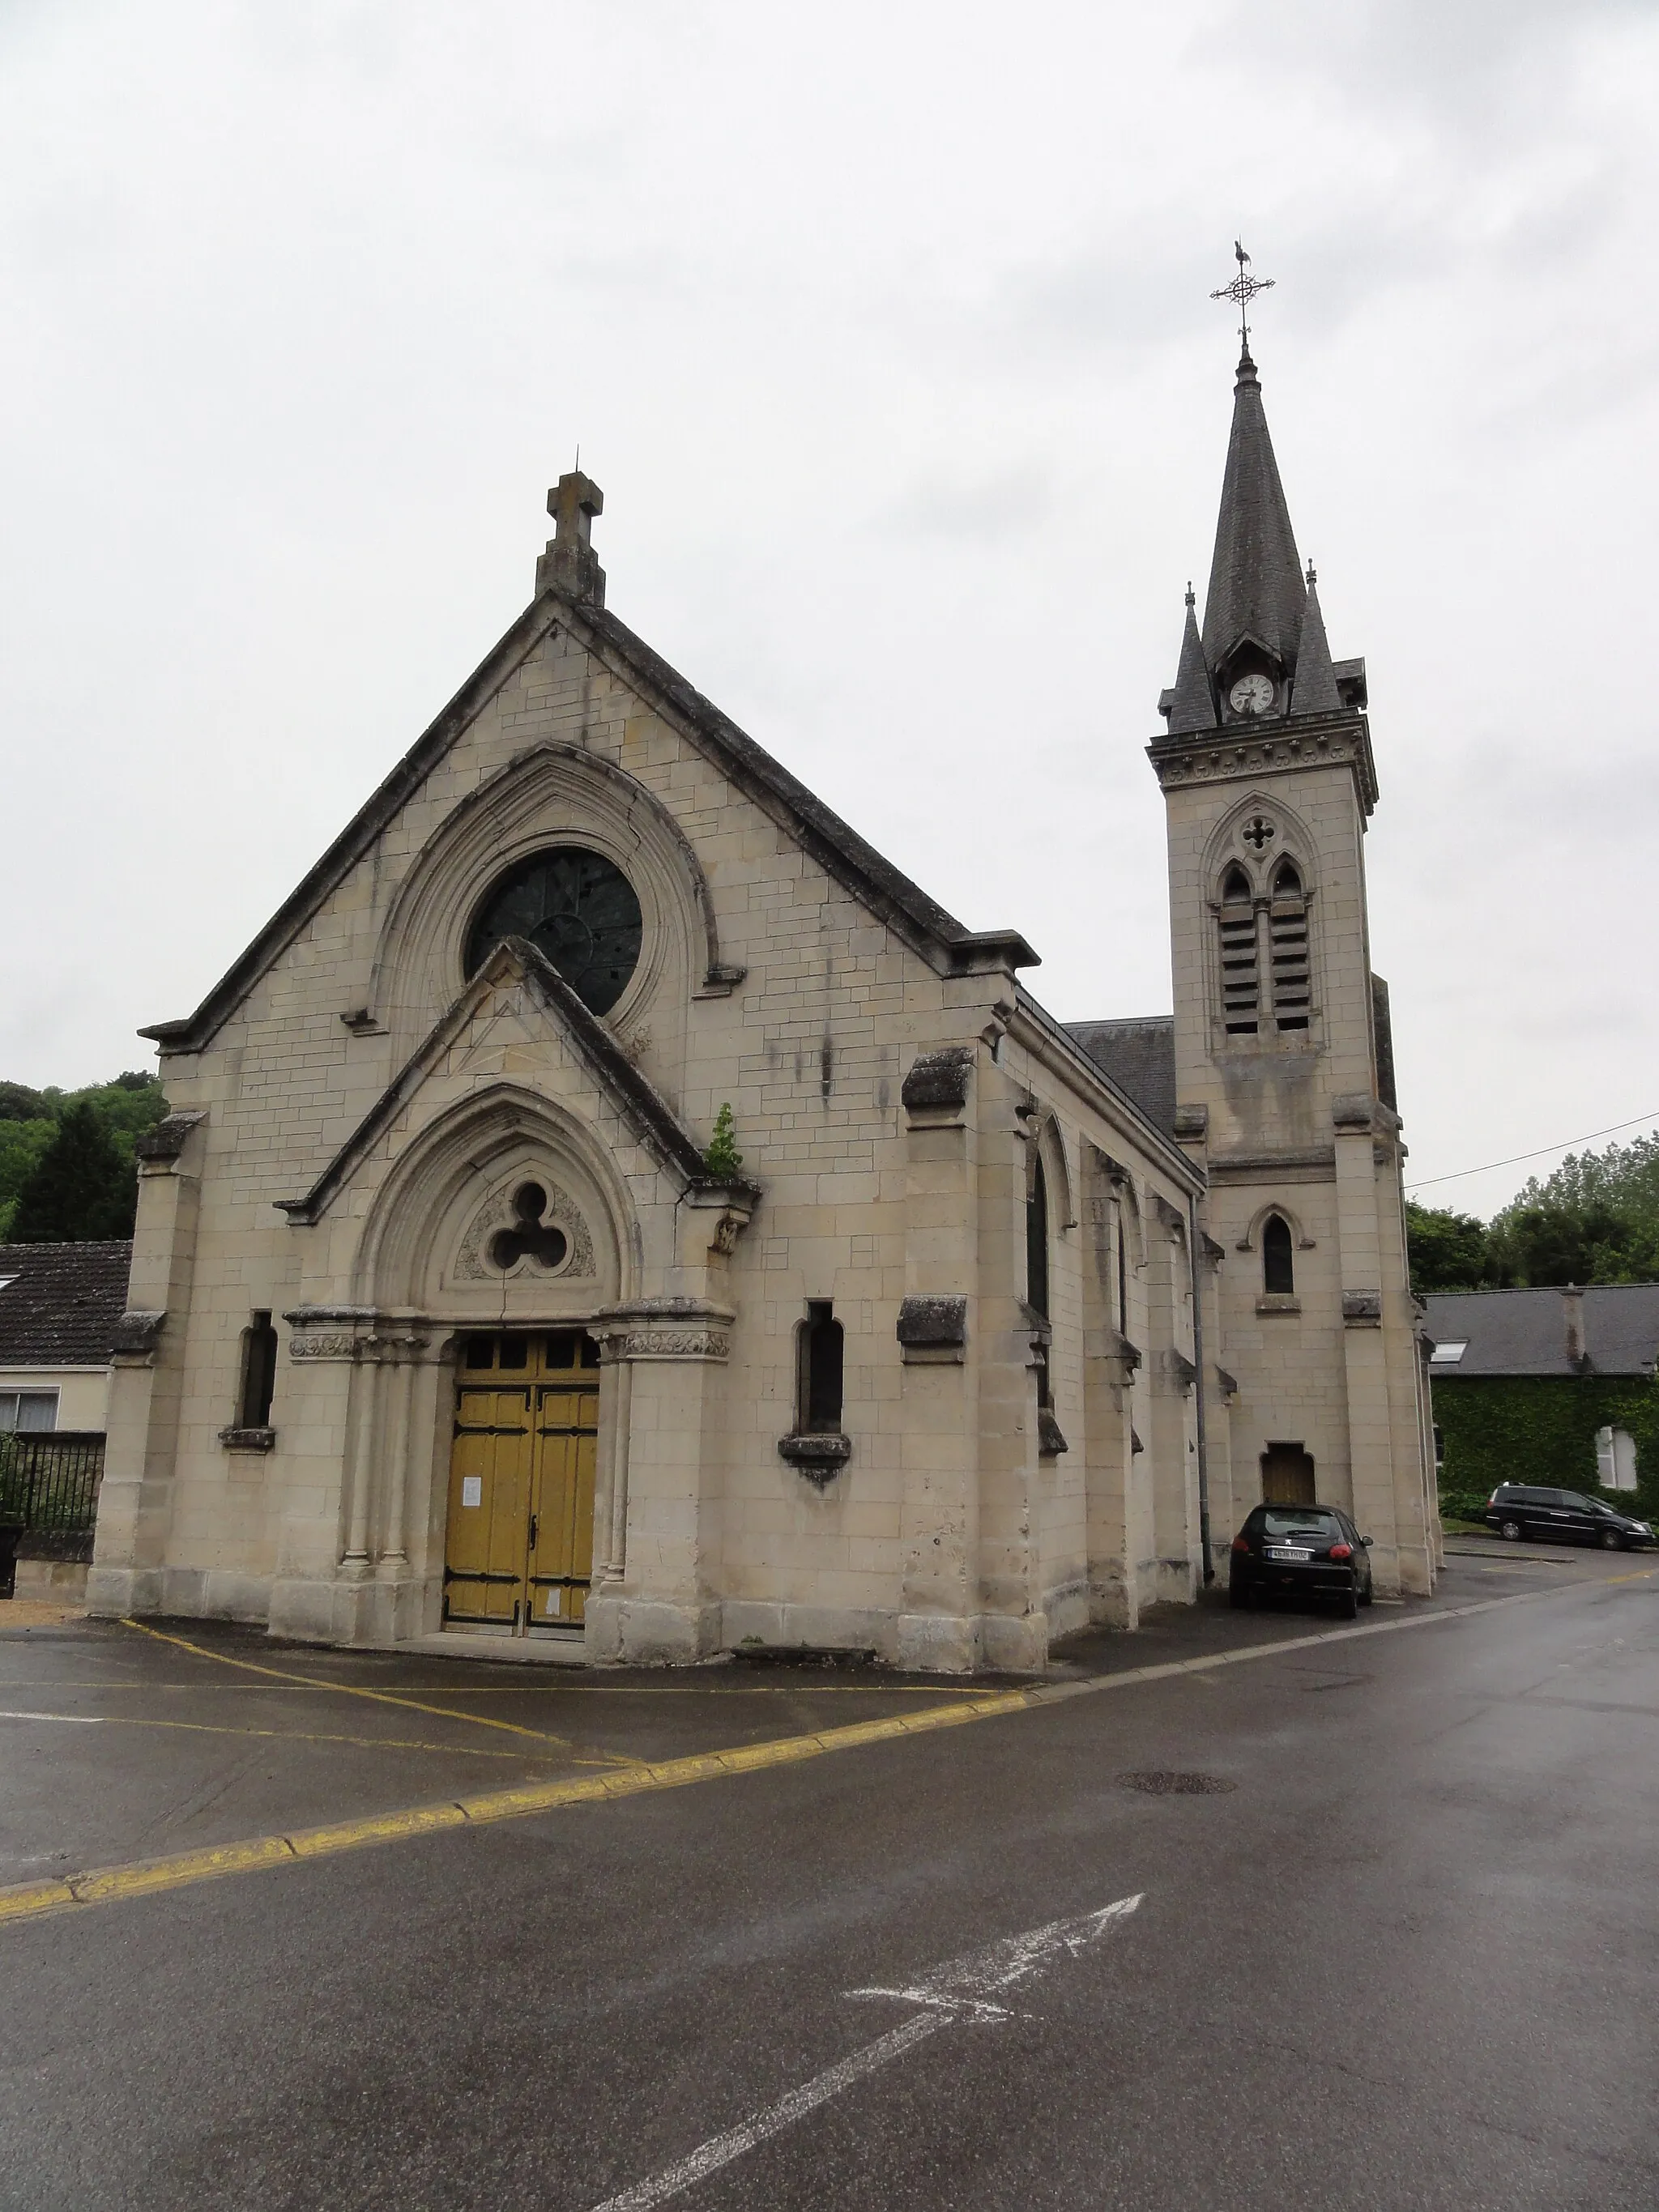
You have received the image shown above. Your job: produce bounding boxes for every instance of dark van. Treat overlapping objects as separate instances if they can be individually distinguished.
[1484,1485,1653,1550]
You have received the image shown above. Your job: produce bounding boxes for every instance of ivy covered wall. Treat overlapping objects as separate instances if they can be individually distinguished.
[1433,1375,1659,1521]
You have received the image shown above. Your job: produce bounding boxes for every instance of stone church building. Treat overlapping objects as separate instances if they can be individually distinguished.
[87,341,1439,1668]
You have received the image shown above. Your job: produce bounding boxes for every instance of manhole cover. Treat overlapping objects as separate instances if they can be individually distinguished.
[1116,1770,1236,1796]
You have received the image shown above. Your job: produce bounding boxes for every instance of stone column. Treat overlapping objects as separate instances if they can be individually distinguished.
[975,1076,1044,1672]
[267,1309,373,1643]
[1333,1098,1402,1593]
[1145,1196,1201,1603]
[895,1042,981,1673]
[87,1111,207,1618]
[1081,1147,1139,1628]
[582,1300,734,1664]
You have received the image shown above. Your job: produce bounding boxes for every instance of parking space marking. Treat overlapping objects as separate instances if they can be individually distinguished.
[0,1707,603,1762]
[122,1618,640,1763]
[0,1575,1619,1933]
[588,1896,1142,2210]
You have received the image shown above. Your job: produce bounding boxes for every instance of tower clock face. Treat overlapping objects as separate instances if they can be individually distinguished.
[1229,672,1275,716]
[464,846,643,1014]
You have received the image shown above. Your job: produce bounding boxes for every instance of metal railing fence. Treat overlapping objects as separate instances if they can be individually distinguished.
[0,1432,105,1532]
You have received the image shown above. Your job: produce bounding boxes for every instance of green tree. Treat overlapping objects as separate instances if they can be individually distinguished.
[1405,1200,1495,1294]
[8,1102,139,1242]
[1486,1200,1658,1287]
[0,1072,167,1239]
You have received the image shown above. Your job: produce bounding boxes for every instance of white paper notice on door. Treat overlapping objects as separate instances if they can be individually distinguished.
[462,1476,483,1508]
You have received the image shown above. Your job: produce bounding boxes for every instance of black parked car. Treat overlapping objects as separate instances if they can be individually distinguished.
[1484,1485,1653,1550]
[1229,1503,1374,1618]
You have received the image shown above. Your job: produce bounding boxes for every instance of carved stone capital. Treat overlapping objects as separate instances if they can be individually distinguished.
[592,1298,736,1362]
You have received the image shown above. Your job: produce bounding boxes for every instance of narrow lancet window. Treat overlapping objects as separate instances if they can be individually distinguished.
[1269,859,1311,1031]
[1026,1155,1050,1322]
[1262,1215,1295,1297]
[1218,864,1260,1035]
[798,1301,844,1432]
[237,1311,279,1430]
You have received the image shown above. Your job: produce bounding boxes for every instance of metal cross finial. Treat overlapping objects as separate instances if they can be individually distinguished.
[1210,240,1274,356]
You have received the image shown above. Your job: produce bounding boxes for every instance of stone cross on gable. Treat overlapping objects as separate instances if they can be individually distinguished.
[535,469,607,607]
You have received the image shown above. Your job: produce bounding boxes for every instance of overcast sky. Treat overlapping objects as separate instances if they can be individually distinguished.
[2,0,1655,1217]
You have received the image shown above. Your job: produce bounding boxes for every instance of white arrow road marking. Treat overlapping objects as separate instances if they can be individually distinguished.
[587,1894,1141,2212]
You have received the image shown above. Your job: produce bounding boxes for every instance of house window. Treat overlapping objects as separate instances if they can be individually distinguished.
[237,1312,279,1431]
[1218,865,1259,1035]
[1596,1425,1639,1492]
[797,1302,844,1433]
[1269,859,1311,1031]
[1261,1214,1295,1296]
[0,1390,58,1433]
[1428,1339,1467,1366]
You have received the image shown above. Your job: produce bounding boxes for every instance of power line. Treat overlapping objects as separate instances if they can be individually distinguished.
[1405,1111,1659,1195]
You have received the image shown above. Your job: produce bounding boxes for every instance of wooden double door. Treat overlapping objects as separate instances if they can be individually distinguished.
[443,1331,599,1633]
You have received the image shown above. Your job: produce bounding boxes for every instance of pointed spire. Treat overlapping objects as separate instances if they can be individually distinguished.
[1200,350,1306,675]
[1166,584,1218,733]
[1290,562,1341,714]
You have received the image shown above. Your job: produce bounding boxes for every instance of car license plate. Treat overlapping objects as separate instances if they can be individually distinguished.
[1267,1546,1312,1562]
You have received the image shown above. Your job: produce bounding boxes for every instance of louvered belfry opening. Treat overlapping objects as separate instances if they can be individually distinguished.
[1269,859,1311,1030]
[1218,863,1260,1034]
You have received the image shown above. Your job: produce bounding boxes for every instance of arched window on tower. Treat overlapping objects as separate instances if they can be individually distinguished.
[1269,859,1311,1031]
[1218,864,1259,1035]
[1262,1213,1295,1297]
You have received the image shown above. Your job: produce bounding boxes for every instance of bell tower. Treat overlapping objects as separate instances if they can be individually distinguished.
[1149,253,1437,1595]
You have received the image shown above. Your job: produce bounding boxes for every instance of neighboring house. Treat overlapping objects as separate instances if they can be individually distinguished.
[0,1241,131,1432]
[1424,1285,1659,1511]
[0,1241,130,1601]
[88,336,1435,1666]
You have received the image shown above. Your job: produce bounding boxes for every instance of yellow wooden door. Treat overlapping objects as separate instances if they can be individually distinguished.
[444,1332,600,1634]
[444,1379,534,1626]
[529,1383,599,1626]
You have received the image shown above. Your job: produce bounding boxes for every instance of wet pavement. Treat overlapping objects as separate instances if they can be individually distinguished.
[2,1546,1656,2209]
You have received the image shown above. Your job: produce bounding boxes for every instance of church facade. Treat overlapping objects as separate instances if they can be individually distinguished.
[87,346,1439,1668]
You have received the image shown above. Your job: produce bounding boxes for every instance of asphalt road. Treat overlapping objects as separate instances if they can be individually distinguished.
[2,1545,1656,2211]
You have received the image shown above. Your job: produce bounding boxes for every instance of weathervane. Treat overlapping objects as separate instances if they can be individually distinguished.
[1210,241,1274,356]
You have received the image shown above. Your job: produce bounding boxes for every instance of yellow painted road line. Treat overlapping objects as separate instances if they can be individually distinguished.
[0,1681,989,1697]
[120,1619,641,1765]
[0,1691,1031,1928]
[0,1576,1625,1934]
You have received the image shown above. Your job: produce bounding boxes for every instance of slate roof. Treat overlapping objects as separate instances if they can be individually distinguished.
[0,1242,132,1366]
[1065,1016,1178,1139]
[1423,1285,1659,1379]
[1200,349,1307,674]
